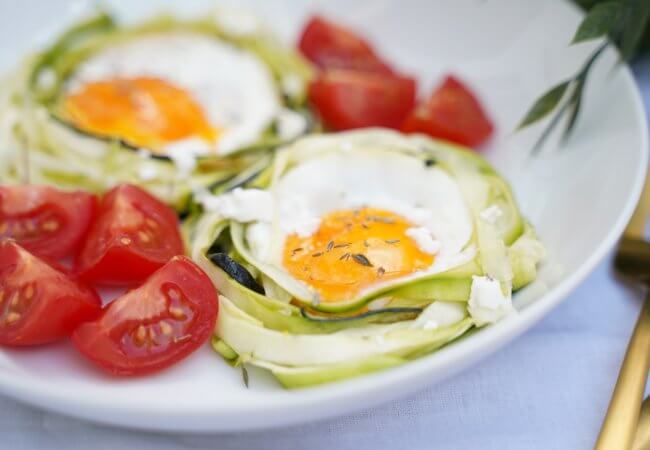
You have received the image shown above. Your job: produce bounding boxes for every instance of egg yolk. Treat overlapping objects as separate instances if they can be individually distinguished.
[64,77,219,152]
[283,207,435,303]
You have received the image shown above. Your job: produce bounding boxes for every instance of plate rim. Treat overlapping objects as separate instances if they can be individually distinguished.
[0,1,647,433]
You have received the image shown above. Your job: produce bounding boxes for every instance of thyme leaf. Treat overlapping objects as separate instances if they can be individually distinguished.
[352,253,373,267]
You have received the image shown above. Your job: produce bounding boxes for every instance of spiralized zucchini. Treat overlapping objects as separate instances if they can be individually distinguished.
[0,11,315,210]
[189,129,545,388]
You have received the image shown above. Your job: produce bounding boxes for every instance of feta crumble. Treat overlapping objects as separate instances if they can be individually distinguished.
[479,205,503,224]
[275,108,308,140]
[406,227,441,254]
[467,275,514,326]
[198,188,273,222]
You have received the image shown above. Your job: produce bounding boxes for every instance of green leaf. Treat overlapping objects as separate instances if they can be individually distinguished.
[572,1,621,44]
[517,81,571,130]
[616,0,650,60]
[562,83,584,141]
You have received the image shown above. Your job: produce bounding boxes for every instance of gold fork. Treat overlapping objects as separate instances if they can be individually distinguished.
[596,175,650,450]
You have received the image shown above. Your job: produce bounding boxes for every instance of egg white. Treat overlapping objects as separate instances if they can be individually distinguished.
[241,147,476,301]
[65,32,281,155]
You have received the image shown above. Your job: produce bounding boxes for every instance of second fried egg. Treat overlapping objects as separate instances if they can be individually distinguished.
[63,32,281,155]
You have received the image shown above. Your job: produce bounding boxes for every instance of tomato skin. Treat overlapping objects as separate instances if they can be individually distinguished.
[299,16,395,74]
[309,70,416,130]
[0,240,102,346]
[401,75,494,148]
[72,256,218,376]
[0,185,97,260]
[77,184,184,285]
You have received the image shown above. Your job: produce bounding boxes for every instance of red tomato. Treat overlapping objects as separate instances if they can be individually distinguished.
[77,184,184,285]
[0,240,101,346]
[72,256,218,376]
[309,70,416,130]
[0,185,96,260]
[299,16,395,74]
[401,75,494,148]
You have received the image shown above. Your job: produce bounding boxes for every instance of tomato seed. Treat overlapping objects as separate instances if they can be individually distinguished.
[5,312,20,324]
[169,307,186,320]
[120,237,132,246]
[10,292,19,307]
[23,284,34,300]
[0,222,6,234]
[148,327,158,345]
[174,334,191,343]
[138,231,151,244]
[41,220,59,232]
[159,321,173,336]
[0,290,4,305]
[134,325,147,345]
[145,218,158,229]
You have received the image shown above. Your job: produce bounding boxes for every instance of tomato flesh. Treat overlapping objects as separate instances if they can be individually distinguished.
[0,185,96,260]
[72,256,218,376]
[299,16,395,74]
[309,70,416,130]
[77,184,184,285]
[0,240,101,346]
[401,75,494,148]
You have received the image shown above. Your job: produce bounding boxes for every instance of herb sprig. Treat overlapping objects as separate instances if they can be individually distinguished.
[518,0,650,154]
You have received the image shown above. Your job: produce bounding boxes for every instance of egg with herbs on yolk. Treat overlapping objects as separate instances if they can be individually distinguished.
[210,146,477,306]
[62,32,281,156]
[283,207,435,302]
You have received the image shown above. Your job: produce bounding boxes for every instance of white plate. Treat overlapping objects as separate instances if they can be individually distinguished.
[0,0,647,433]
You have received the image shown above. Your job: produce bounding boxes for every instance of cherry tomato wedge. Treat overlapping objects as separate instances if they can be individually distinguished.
[72,256,218,376]
[0,185,96,260]
[309,70,416,130]
[299,15,395,74]
[77,184,184,285]
[0,240,101,346]
[401,75,494,148]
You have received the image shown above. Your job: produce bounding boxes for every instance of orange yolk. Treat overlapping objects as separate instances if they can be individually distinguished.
[64,77,219,152]
[283,207,435,303]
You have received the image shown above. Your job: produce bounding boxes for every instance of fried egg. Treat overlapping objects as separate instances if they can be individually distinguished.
[63,32,281,155]
[204,142,476,305]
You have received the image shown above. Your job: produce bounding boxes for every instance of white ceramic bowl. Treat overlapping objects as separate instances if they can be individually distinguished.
[0,0,647,432]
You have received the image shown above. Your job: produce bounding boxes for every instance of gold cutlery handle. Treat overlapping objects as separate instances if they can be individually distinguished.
[596,291,650,450]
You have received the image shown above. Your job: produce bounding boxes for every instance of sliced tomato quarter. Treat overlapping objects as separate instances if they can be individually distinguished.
[401,75,494,148]
[0,185,96,260]
[72,256,218,376]
[0,240,101,346]
[77,184,184,285]
[298,15,395,74]
[309,70,416,130]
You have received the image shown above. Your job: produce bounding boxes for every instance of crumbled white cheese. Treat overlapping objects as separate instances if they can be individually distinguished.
[413,301,466,330]
[137,164,159,181]
[275,108,307,141]
[290,217,322,238]
[199,188,273,222]
[281,74,304,98]
[246,221,272,261]
[165,138,210,175]
[406,227,441,254]
[480,205,503,224]
[467,275,514,326]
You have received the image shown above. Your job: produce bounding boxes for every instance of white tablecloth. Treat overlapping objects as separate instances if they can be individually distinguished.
[1,64,648,450]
